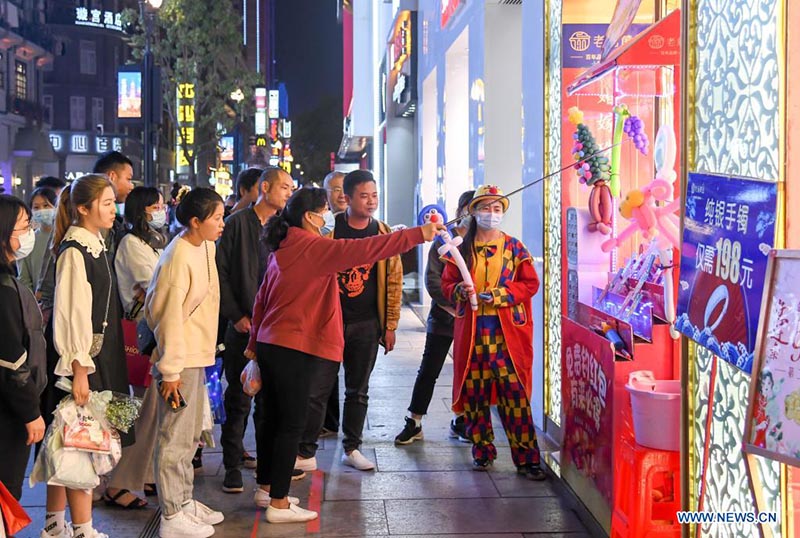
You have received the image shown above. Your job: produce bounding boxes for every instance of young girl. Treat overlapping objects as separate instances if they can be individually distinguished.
[145,188,225,538]
[18,186,57,293]
[45,174,131,538]
[103,186,168,509]
[441,185,545,481]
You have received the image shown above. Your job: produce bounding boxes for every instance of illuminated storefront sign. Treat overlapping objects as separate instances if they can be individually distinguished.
[49,133,123,155]
[268,90,280,119]
[389,11,417,117]
[255,87,267,135]
[562,24,648,68]
[75,7,123,32]
[176,83,195,169]
[279,119,292,139]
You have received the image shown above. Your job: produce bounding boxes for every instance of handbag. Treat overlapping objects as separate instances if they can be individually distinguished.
[122,319,152,387]
[88,249,113,358]
[0,481,32,536]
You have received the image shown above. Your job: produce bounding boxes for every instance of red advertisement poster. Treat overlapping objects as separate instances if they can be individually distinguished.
[561,316,615,504]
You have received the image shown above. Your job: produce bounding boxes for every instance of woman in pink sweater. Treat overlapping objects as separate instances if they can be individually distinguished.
[245,187,442,523]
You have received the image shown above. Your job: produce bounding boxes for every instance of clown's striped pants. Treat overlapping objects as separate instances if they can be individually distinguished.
[462,315,541,467]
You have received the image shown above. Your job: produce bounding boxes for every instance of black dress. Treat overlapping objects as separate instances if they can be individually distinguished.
[53,232,133,446]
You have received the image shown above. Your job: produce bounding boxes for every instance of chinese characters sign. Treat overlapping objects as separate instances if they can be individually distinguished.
[176,83,195,170]
[562,317,613,504]
[744,251,800,465]
[75,7,123,32]
[562,24,648,68]
[676,173,778,373]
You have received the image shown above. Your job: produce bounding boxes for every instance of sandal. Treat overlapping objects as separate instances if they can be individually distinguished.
[103,489,148,509]
[144,483,157,497]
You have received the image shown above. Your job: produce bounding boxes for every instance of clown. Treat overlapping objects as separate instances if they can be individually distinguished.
[441,185,545,480]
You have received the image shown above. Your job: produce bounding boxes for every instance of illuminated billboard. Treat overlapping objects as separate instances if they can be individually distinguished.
[118,70,142,119]
[219,136,235,162]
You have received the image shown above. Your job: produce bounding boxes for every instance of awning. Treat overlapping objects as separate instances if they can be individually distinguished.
[567,9,680,96]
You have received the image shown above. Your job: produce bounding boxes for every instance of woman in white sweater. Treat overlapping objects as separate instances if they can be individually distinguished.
[103,187,168,509]
[144,188,225,538]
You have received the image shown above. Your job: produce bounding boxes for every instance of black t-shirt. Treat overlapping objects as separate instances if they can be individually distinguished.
[335,213,380,323]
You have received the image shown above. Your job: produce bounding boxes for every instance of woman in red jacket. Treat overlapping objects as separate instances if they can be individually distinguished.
[441,185,545,481]
[245,187,442,524]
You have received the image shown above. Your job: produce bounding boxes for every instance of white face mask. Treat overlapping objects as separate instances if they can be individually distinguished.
[32,208,56,228]
[474,212,504,230]
[308,211,331,235]
[322,210,336,230]
[14,228,36,260]
[148,208,167,230]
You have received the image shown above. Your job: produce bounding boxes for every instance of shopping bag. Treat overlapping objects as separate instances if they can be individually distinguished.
[205,357,226,425]
[241,360,262,397]
[0,481,32,535]
[122,318,152,387]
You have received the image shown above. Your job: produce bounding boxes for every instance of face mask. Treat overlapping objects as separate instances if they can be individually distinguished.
[32,208,56,228]
[308,211,331,235]
[14,228,36,260]
[148,209,167,230]
[474,212,504,230]
[322,210,336,230]
[459,215,472,228]
[116,203,125,216]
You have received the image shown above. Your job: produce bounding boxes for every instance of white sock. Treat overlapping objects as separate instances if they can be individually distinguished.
[411,417,422,427]
[44,511,66,536]
[72,519,94,538]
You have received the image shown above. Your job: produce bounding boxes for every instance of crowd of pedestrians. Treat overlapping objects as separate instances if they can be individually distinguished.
[0,153,544,538]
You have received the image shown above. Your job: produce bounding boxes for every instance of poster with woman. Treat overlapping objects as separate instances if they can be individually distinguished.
[744,250,800,465]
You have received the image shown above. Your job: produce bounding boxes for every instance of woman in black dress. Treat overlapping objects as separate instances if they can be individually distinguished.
[42,174,130,538]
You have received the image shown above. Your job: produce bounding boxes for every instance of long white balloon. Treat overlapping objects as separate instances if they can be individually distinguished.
[437,230,478,311]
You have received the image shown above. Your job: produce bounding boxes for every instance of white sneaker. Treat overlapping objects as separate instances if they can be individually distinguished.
[341,449,375,471]
[265,503,318,523]
[159,512,214,538]
[181,499,224,526]
[254,488,299,508]
[295,456,317,472]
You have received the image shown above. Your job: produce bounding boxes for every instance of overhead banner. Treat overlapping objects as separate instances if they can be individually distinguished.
[676,172,778,373]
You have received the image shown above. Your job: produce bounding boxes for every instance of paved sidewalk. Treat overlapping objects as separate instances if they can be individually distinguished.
[17,308,592,538]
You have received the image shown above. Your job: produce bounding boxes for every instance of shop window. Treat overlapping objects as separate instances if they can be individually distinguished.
[15,60,27,99]
[70,96,86,130]
[80,40,96,76]
[92,97,104,129]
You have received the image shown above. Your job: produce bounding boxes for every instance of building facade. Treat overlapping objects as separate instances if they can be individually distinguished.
[0,0,55,198]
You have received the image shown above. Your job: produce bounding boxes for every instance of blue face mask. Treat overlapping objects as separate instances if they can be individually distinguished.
[148,209,167,230]
[323,210,336,230]
[32,208,56,228]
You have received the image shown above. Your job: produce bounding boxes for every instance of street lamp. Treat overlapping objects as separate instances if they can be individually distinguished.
[140,0,161,186]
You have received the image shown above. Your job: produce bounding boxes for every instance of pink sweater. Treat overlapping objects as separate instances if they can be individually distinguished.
[247,226,425,362]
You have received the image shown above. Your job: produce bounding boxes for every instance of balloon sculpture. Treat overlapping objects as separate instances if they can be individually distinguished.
[610,104,650,197]
[418,204,478,311]
[569,107,613,235]
[601,124,680,338]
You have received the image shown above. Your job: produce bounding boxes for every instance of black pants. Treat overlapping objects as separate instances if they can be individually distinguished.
[299,319,380,457]
[323,377,340,431]
[255,343,315,499]
[408,332,454,416]
[0,412,31,500]
[220,324,257,470]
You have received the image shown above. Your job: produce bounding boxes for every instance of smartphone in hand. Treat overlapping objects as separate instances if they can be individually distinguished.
[158,379,187,412]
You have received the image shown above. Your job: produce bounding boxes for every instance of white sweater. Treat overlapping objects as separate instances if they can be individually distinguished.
[115,233,162,315]
[144,236,219,382]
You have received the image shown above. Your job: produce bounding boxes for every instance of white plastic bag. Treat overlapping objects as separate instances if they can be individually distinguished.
[241,360,262,397]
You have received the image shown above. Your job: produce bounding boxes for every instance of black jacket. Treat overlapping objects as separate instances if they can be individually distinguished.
[425,239,455,337]
[216,208,267,323]
[0,267,45,425]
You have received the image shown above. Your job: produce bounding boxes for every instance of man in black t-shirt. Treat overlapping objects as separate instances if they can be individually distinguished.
[296,170,404,472]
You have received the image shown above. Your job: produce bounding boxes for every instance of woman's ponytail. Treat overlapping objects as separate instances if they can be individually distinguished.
[262,213,290,253]
[51,185,73,255]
